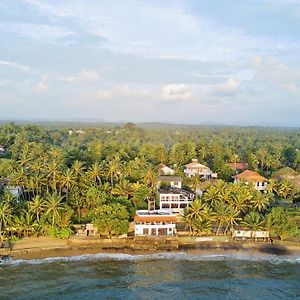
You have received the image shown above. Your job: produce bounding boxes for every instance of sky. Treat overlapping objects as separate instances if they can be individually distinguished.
[0,0,300,126]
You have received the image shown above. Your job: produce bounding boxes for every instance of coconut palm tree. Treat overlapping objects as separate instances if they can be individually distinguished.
[142,166,157,189]
[46,160,61,192]
[0,201,13,241]
[202,185,219,207]
[60,169,76,195]
[231,192,250,214]
[277,179,293,199]
[213,201,229,235]
[192,218,213,236]
[86,162,103,186]
[250,192,270,212]
[224,205,241,234]
[267,178,277,196]
[185,199,207,221]
[44,193,64,227]
[242,211,264,240]
[28,195,45,222]
[72,160,85,180]
[106,159,122,185]
[111,179,133,198]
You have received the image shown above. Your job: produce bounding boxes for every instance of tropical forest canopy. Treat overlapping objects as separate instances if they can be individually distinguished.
[0,122,299,240]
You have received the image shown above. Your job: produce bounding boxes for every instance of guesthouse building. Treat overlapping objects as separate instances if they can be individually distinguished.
[134,210,177,236]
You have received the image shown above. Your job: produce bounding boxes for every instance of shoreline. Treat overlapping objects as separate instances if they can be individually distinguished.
[2,237,300,261]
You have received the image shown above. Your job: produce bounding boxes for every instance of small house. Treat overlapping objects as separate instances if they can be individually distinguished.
[157,176,182,189]
[232,229,269,241]
[184,159,217,179]
[234,170,268,191]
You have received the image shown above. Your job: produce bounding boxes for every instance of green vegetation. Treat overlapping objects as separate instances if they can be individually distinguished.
[0,122,299,241]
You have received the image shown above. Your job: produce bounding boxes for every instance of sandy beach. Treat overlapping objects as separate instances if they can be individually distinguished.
[3,236,300,260]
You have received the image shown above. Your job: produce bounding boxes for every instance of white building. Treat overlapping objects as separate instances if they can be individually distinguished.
[158,163,175,176]
[134,210,177,236]
[0,145,5,154]
[158,187,194,213]
[184,159,217,179]
[234,170,268,191]
[233,229,269,241]
[157,176,182,189]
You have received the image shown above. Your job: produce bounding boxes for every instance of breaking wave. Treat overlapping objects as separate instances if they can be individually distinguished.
[2,252,300,267]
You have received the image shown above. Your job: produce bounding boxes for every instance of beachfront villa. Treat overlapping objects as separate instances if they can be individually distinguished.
[184,159,217,179]
[157,175,182,189]
[232,229,270,241]
[134,210,177,236]
[234,170,268,191]
[157,163,175,176]
[158,187,194,213]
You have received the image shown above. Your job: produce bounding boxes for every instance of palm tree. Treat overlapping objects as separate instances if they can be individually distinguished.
[72,160,85,180]
[47,160,61,192]
[231,192,250,214]
[28,195,45,222]
[142,166,157,189]
[267,178,277,196]
[44,193,64,227]
[185,199,206,221]
[86,162,103,186]
[202,185,219,207]
[21,210,35,237]
[213,201,229,235]
[277,179,293,199]
[192,218,213,236]
[60,169,76,194]
[250,192,270,212]
[106,159,122,185]
[242,211,264,240]
[224,205,241,234]
[0,201,13,241]
[111,179,133,198]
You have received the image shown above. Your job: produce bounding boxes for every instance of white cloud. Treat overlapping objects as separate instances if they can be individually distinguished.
[21,0,300,62]
[34,80,48,94]
[60,70,100,83]
[253,56,300,83]
[0,60,32,72]
[77,84,150,102]
[0,22,74,42]
[210,79,240,96]
[161,84,192,101]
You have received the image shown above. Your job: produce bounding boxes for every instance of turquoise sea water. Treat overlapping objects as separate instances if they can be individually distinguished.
[0,253,299,300]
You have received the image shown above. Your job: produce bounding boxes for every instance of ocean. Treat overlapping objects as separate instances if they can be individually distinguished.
[0,253,299,300]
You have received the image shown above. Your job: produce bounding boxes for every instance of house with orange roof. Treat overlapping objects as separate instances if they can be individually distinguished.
[134,210,177,236]
[184,159,217,179]
[234,170,268,191]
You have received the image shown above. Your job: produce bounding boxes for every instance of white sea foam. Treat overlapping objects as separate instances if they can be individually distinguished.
[1,252,300,267]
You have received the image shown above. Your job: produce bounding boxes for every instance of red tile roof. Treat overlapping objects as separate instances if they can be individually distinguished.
[234,170,267,183]
[228,162,248,170]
